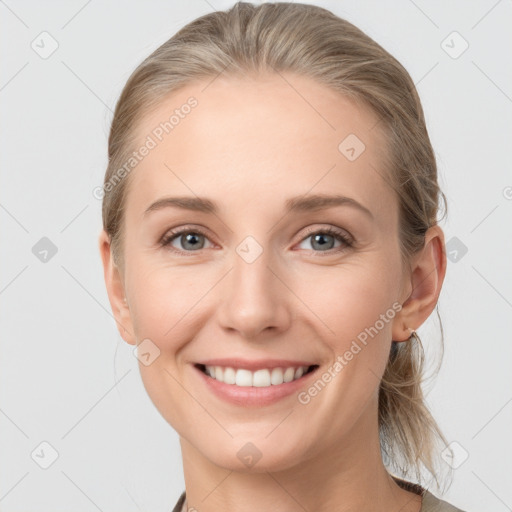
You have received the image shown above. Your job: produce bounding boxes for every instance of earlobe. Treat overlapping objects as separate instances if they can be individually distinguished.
[392,225,447,342]
[98,230,136,345]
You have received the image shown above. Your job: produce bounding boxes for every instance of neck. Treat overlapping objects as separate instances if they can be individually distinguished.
[178,401,422,512]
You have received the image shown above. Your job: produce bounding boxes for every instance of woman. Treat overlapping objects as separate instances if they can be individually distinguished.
[98,2,466,511]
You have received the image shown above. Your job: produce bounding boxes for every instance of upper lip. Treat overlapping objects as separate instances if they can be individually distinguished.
[194,358,319,371]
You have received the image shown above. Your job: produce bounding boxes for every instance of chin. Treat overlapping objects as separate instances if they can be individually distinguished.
[202,438,308,474]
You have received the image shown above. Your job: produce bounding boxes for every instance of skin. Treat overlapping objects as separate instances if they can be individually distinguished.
[99,71,446,512]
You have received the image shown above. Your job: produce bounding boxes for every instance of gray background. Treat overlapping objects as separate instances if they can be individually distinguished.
[1,1,511,511]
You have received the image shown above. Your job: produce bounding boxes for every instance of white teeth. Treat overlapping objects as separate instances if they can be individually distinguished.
[223,367,236,384]
[235,369,254,387]
[203,365,311,387]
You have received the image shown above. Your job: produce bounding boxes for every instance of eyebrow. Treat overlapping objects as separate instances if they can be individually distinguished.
[143,193,373,219]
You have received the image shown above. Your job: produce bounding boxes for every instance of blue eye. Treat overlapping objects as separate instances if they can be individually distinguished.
[161,227,213,253]
[297,226,353,254]
[160,225,353,256]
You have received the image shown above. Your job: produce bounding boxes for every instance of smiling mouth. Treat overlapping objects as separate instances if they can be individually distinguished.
[194,363,319,387]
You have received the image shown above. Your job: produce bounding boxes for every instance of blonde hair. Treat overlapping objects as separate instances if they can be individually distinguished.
[102,1,452,492]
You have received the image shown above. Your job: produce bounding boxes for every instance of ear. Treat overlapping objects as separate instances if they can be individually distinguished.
[98,229,136,345]
[392,225,447,342]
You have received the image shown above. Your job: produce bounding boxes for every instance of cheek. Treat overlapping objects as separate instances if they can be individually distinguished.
[125,263,214,426]
[127,251,400,347]
[124,246,401,438]
[290,257,401,392]
[126,259,220,345]
[295,260,399,337]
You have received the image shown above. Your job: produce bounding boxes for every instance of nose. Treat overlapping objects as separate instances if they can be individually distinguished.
[216,247,292,340]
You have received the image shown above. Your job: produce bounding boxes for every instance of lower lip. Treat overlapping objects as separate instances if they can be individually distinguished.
[193,364,319,407]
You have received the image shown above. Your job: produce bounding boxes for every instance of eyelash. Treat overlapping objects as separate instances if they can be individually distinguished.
[299,226,353,255]
[160,225,353,257]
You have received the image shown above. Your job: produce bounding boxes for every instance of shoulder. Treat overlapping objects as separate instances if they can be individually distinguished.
[171,487,469,512]
[172,490,186,512]
[421,489,467,512]
[391,475,467,512]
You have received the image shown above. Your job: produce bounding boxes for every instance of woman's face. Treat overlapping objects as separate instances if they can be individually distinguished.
[105,72,415,471]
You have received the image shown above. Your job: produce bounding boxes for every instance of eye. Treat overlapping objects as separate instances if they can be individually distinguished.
[160,226,214,255]
[296,226,353,255]
[160,225,353,256]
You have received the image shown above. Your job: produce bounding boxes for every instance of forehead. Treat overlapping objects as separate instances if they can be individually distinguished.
[126,72,395,224]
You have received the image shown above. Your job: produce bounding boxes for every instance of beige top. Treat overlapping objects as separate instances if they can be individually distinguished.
[172,475,467,512]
